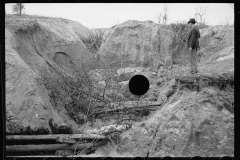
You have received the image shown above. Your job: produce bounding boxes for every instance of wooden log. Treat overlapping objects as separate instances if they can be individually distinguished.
[56,137,77,144]
[6,134,106,141]
[6,139,107,152]
[6,155,100,158]
[6,143,93,152]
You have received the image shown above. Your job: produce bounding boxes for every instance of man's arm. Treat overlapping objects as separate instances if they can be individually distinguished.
[198,31,201,50]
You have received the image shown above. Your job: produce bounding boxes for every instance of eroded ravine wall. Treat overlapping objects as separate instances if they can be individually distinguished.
[5,16,95,131]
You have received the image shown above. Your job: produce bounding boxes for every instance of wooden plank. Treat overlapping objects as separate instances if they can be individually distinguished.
[6,155,103,158]
[6,134,106,141]
[6,143,93,152]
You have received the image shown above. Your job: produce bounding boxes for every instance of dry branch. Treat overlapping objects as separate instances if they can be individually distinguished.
[91,101,163,116]
[99,100,162,109]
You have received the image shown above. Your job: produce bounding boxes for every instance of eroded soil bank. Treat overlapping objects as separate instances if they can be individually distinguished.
[5,15,234,157]
[75,58,234,157]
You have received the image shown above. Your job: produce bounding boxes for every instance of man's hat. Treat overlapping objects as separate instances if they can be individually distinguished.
[188,18,197,24]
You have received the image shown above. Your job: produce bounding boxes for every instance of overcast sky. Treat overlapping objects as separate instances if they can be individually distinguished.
[5,3,234,29]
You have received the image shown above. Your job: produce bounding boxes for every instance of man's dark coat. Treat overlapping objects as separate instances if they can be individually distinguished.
[187,26,201,50]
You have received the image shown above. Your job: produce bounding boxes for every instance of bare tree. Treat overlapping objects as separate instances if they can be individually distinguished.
[157,12,162,24]
[157,5,169,25]
[12,3,25,15]
[194,6,208,26]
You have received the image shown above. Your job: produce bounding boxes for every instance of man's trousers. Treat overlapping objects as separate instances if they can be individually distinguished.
[188,48,198,73]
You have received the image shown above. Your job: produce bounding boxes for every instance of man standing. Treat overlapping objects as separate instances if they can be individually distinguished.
[187,18,201,74]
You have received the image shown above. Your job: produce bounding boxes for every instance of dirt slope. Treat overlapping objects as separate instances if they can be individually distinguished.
[5,15,94,131]
[5,16,234,157]
[84,58,234,157]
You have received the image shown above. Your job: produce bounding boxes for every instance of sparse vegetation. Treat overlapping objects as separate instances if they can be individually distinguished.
[194,6,209,29]
[157,5,169,25]
[170,21,192,47]
[83,31,104,54]
[35,58,151,127]
[35,61,100,124]
[5,14,72,23]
